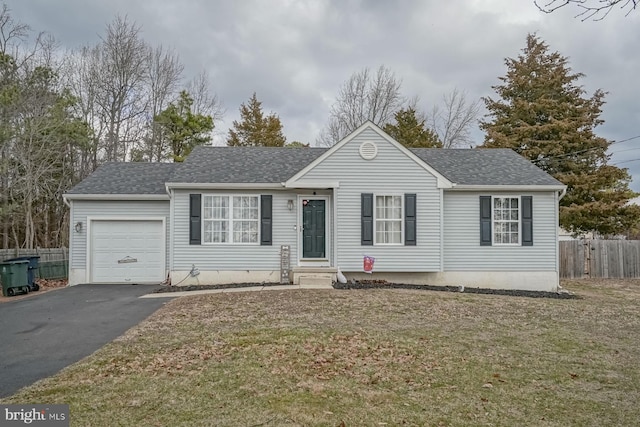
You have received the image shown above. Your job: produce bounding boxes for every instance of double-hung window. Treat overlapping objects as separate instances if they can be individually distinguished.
[493,196,520,245]
[203,195,259,244]
[375,195,403,244]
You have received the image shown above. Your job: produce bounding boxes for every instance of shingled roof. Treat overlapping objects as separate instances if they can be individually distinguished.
[66,162,179,195]
[66,145,563,196]
[169,146,328,183]
[410,148,564,186]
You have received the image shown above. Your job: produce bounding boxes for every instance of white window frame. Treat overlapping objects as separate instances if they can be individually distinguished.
[492,195,521,246]
[202,194,260,245]
[374,194,404,245]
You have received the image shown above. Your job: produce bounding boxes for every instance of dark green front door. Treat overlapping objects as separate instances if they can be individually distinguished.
[302,199,325,258]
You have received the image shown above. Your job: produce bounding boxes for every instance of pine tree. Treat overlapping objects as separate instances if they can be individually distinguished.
[383,107,442,148]
[154,90,214,162]
[227,93,286,147]
[480,33,639,236]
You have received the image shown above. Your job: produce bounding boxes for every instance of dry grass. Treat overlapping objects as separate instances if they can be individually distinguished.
[3,279,640,426]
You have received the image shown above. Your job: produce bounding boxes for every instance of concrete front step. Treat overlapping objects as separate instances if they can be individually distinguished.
[291,267,337,286]
[298,275,334,288]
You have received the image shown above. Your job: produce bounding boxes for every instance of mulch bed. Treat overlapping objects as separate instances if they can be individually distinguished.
[154,279,578,299]
[334,279,580,299]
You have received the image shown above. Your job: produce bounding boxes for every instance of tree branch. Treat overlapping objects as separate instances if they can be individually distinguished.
[534,0,638,20]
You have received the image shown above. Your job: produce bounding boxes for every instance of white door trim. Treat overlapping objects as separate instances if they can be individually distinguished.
[86,216,166,283]
[296,195,331,267]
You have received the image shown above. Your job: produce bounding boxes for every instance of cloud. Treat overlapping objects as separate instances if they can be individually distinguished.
[6,0,640,189]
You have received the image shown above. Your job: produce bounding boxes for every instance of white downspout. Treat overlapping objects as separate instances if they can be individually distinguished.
[558,187,567,200]
[167,185,174,283]
[439,188,444,272]
[333,186,339,268]
[555,187,566,291]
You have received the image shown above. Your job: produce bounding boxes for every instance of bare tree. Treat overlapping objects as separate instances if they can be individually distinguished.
[63,45,104,175]
[65,15,224,165]
[95,15,149,161]
[0,3,28,55]
[137,45,183,161]
[186,71,224,121]
[185,71,224,141]
[426,88,481,148]
[0,6,86,249]
[318,65,405,146]
[535,0,637,20]
[0,3,28,248]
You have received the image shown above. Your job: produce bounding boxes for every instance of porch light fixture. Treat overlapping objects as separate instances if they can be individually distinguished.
[75,221,83,233]
[287,199,294,211]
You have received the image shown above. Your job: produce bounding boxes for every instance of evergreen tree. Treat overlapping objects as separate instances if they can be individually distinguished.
[154,90,214,162]
[227,93,286,147]
[383,107,442,148]
[480,34,639,236]
[285,141,310,148]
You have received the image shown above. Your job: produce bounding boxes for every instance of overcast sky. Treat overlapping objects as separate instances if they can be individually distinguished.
[7,0,640,190]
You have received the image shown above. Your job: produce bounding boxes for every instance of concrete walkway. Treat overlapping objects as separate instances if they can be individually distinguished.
[140,283,334,298]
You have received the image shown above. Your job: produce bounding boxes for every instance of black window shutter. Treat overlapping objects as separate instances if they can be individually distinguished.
[361,193,373,245]
[480,196,492,246]
[189,194,201,245]
[260,195,272,246]
[521,196,533,246]
[405,193,417,246]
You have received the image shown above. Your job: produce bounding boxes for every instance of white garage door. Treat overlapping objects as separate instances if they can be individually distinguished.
[91,220,165,283]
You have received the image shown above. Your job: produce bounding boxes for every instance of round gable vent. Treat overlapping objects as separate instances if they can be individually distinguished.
[359,141,378,160]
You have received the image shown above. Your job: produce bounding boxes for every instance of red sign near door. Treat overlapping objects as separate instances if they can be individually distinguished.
[363,255,375,273]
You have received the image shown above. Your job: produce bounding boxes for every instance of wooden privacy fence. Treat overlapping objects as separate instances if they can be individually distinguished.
[0,248,68,262]
[560,240,640,279]
[0,248,69,279]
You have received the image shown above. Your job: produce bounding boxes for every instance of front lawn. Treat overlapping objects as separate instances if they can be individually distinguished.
[3,280,640,426]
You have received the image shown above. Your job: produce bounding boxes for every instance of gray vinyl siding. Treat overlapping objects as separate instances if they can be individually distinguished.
[443,191,558,271]
[172,190,298,270]
[70,200,170,269]
[299,127,441,271]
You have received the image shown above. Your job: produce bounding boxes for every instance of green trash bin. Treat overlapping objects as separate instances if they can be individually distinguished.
[0,260,30,297]
[5,256,40,291]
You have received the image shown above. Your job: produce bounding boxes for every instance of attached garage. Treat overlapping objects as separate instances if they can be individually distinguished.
[89,219,165,284]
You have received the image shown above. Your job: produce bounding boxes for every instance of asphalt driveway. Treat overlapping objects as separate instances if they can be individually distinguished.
[0,284,174,398]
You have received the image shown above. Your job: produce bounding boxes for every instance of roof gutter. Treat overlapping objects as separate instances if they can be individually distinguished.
[282,180,340,189]
[63,194,170,201]
[165,182,283,190]
[448,184,567,192]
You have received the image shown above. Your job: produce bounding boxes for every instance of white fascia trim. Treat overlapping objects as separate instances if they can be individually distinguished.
[284,180,340,189]
[63,194,169,201]
[88,215,168,221]
[449,184,567,192]
[166,182,282,190]
[284,121,454,189]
